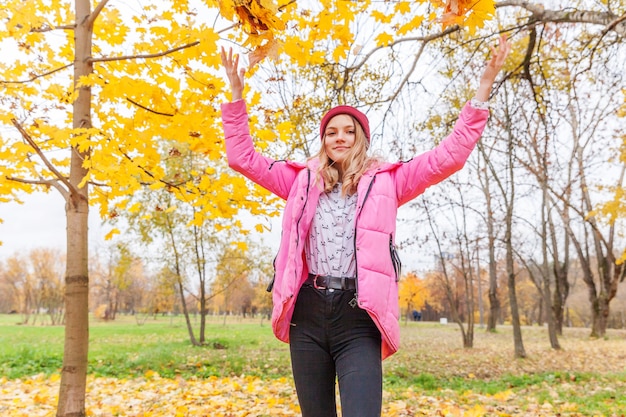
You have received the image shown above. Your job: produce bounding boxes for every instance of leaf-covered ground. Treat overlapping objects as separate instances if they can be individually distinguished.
[1,321,625,416]
[1,370,624,417]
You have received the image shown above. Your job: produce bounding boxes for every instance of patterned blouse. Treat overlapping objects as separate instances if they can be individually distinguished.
[305,183,358,278]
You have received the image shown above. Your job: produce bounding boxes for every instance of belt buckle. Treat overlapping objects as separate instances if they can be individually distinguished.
[313,275,327,290]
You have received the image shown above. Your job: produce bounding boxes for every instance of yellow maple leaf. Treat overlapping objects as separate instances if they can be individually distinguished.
[375,32,394,47]
[175,405,188,417]
[371,10,393,24]
[492,389,514,401]
[398,15,425,35]
[430,0,494,30]
[333,44,349,62]
[217,0,235,21]
[104,228,120,240]
[395,1,412,14]
[277,120,294,142]
[465,404,487,417]
[249,34,281,64]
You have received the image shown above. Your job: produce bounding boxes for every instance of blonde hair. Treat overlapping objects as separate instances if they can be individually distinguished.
[312,116,379,196]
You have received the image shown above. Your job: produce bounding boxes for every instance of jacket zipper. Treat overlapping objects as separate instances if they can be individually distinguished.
[389,234,402,282]
[292,169,311,290]
[267,169,310,294]
[352,174,377,306]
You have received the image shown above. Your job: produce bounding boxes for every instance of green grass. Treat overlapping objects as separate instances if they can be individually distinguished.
[1,314,625,414]
[0,314,291,379]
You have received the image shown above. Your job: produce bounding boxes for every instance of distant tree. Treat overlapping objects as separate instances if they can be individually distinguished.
[90,244,147,319]
[252,280,273,322]
[422,197,478,348]
[0,254,33,321]
[147,267,179,316]
[213,241,272,321]
[30,248,65,325]
[0,261,17,313]
[398,272,429,323]
[0,249,65,324]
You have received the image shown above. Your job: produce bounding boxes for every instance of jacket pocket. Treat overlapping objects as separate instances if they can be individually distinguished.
[389,234,402,282]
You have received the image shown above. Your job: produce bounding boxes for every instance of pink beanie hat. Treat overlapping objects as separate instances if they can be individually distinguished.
[319,105,370,144]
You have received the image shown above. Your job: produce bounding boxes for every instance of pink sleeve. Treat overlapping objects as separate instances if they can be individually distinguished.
[393,101,489,206]
[221,100,299,200]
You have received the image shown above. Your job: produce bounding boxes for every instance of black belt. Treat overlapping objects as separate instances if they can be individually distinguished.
[305,273,356,291]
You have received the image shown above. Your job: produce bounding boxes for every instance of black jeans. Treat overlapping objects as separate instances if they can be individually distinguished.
[289,285,382,417]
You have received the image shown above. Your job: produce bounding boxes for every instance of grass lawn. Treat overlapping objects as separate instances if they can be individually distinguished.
[1,313,625,416]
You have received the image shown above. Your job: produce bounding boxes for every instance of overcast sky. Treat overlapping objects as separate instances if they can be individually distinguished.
[0,191,107,260]
[0,190,426,272]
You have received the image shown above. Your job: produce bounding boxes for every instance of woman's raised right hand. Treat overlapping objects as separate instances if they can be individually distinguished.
[220,47,245,101]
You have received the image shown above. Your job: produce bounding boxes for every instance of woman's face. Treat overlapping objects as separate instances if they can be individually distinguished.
[323,114,356,167]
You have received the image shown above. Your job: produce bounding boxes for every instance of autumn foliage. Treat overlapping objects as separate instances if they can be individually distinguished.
[398,272,430,319]
[0,0,497,243]
[1,0,625,416]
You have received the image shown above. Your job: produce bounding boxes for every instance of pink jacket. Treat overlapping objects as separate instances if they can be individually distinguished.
[221,99,489,359]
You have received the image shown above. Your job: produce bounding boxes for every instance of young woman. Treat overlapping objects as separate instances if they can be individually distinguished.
[220,36,511,417]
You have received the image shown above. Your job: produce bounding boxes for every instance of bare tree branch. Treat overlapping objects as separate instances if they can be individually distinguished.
[4,176,69,199]
[1,41,198,85]
[30,25,75,32]
[0,64,73,85]
[10,119,75,199]
[576,12,626,77]
[126,98,174,117]
[337,26,461,109]
[349,26,461,74]
[496,1,626,35]
[87,0,110,27]
[118,150,184,190]
[89,41,200,63]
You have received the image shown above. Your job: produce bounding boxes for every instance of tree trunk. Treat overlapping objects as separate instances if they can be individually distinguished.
[590,293,611,338]
[502,98,526,359]
[486,256,500,331]
[464,274,474,348]
[543,276,560,349]
[193,223,208,344]
[589,256,623,337]
[56,1,93,416]
[463,238,475,348]
[166,216,199,346]
[58,193,90,417]
[576,161,624,338]
[476,143,500,332]
[177,277,199,346]
[540,184,560,349]
[549,209,570,336]
[552,262,569,334]
[506,264,526,358]
[476,255,484,328]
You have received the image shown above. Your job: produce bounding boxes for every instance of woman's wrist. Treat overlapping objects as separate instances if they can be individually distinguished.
[474,90,490,103]
[231,90,243,102]
[470,97,490,110]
